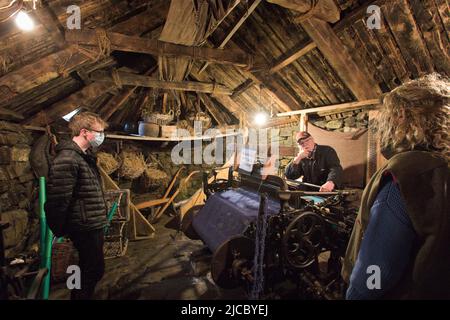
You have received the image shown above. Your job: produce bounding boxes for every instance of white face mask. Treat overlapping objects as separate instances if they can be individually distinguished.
[89,131,105,148]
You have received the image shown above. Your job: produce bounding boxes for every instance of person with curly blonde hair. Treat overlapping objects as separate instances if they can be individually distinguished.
[343,73,449,299]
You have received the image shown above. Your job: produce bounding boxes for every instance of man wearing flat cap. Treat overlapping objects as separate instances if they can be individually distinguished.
[285,131,343,192]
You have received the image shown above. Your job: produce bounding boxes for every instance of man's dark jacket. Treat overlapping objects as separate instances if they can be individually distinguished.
[284,144,343,188]
[45,140,107,236]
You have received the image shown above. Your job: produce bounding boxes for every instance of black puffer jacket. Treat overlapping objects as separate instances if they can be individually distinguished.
[45,140,107,236]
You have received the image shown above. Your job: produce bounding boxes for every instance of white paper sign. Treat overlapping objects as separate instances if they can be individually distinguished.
[239,148,257,173]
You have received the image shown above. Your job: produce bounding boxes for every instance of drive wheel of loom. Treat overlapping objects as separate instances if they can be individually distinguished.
[211,235,255,289]
[282,211,324,269]
[181,205,203,240]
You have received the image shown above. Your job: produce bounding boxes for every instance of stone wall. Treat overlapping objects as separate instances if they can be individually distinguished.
[0,121,38,258]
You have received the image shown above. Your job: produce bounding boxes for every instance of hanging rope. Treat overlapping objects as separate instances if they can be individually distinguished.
[55,49,74,78]
[95,28,111,60]
[250,194,269,300]
[111,69,122,89]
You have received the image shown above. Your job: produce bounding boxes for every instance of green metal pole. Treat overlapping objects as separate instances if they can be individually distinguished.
[42,229,53,300]
[104,201,119,233]
[39,177,47,269]
[39,176,53,300]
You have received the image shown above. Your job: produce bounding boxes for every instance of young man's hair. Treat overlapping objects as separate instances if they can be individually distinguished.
[376,73,449,160]
[68,111,108,137]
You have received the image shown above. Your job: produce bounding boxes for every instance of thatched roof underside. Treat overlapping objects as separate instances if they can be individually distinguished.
[0,0,448,128]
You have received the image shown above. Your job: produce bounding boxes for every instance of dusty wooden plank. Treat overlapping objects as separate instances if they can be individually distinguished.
[250,72,303,112]
[353,19,396,90]
[277,99,381,117]
[264,0,388,75]
[100,65,158,120]
[66,30,253,68]
[26,82,112,126]
[433,0,450,40]
[0,46,86,100]
[0,107,24,121]
[202,0,242,41]
[371,15,411,83]
[231,78,256,99]
[269,41,317,74]
[0,4,169,105]
[198,93,234,126]
[90,70,233,95]
[198,0,262,73]
[383,0,435,78]
[34,3,66,48]
[410,0,450,75]
[300,16,382,100]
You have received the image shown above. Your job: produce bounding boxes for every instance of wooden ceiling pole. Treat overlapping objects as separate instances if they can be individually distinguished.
[90,70,233,95]
[26,82,113,126]
[0,3,170,105]
[267,0,389,75]
[34,3,66,48]
[66,30,253,68]
[198,0,263,74]
[100,65,158,121]
[269,0,382,100]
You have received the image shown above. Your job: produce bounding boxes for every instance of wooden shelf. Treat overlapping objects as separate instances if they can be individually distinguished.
[106,132,242,142]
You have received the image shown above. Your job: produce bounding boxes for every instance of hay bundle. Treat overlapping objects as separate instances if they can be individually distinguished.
[118,150,146,179]
[142,165,169,190]
[97,152,119,175]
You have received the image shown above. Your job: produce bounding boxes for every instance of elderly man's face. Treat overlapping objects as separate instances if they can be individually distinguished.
[298,136,315,152]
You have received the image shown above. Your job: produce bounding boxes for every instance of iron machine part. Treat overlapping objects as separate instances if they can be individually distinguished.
[181,205,204,240]
[282,211,325,269]
[211,235,255,289]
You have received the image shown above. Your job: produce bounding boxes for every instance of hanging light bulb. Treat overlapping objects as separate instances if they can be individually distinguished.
[254,112,268,126]
[15,11,35,31]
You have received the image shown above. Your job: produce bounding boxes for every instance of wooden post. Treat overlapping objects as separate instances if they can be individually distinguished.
[299,114,308,132]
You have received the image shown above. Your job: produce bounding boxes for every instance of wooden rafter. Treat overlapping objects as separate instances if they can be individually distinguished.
[0,3,169,105]
[90,70,233,95]
[100,65,158,121]
[66,30,253,68]
[202,0,242,41]
[266,0,390,75]
[277,99,381,117]
[198,0,263,74]
[299,16,382,100]
[26,82,113,126]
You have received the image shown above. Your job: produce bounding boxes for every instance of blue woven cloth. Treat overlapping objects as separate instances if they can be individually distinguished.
[346,178,417,299]
[192,188,280,252]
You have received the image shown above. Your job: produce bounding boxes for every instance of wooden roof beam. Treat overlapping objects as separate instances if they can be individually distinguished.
[300,16,382,100]
[100,65,158,121]
[231,78,256,99]
[267,0,389,75]
[0,2,169,105]
[26,82,113,126]
[90,70,233,95]
[277,98,381,117]
[66,30,254,68]
[202,0,242,41]
[198,0,263,74]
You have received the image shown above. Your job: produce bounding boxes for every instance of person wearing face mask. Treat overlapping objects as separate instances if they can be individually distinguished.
[343,73,450,299]
[284,131,343,192]
[45,112,108,300]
